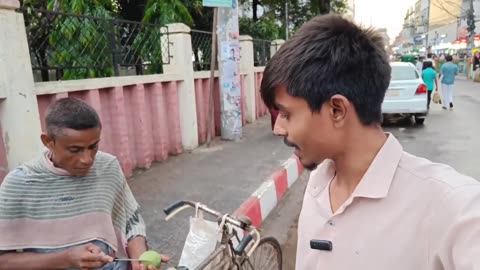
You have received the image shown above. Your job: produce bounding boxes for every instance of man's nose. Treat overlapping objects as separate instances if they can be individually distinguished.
[273,117,287,137]
[80,152,93,165]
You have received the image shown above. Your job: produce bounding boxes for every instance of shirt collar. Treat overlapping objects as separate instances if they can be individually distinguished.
[352,133,403,198]
[43,151,72,176]
[312,133,403,199]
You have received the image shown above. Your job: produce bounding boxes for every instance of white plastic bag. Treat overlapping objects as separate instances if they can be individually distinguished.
[178,204,219,270]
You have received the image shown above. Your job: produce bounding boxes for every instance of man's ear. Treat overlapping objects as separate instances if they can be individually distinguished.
[327,94,349,127]
[41,133,54,150]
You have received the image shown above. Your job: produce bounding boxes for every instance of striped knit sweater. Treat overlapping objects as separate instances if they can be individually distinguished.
[0,151,146,256]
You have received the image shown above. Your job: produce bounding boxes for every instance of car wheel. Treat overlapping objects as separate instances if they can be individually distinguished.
[414,117,425,125]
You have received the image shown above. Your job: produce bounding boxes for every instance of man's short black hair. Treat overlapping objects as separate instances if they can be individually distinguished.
[423,61,433,70]
[260,14,391,125]
[45,97,101,137]
[427,53,433,58]
[445,54,453,62]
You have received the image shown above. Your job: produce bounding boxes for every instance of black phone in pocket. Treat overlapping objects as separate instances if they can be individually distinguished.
[310,240,333,251]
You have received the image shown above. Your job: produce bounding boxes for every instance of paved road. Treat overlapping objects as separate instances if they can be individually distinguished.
[128,116,292,264]
[261,77,480,270]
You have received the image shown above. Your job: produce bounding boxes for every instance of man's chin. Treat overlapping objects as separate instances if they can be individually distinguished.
[303,163,318,171]
[72,169,91,177]
[296,155,318,171]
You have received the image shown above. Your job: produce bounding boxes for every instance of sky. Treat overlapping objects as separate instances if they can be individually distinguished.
[354,0,417,42]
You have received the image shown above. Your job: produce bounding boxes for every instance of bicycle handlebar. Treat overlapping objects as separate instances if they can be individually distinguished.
[163,200,197,216]
[163,200,245,229]
[164,200,261,257]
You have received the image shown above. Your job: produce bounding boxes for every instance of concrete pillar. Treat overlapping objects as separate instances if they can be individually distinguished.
[270,39,285,57]
[163,23,199,151]
[240,35,256,123]
[0,0,44,170]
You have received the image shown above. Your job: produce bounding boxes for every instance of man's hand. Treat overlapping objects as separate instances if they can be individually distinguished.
[131,255,170,270]
[66,243,113,270]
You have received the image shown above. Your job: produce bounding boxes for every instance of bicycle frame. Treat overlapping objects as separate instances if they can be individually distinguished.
[194,224,239,269]
[164,201,262,269]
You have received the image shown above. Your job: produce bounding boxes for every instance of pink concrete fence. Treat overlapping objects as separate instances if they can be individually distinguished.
[195,75,247,145]
[36,81,183,177]
[1,72,264,181]
[255,71,268,119]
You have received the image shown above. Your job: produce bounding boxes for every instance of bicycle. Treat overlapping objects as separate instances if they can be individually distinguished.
[163,200,282,270]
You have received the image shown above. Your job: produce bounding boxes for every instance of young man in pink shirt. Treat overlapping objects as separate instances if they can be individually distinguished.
[261,15,480,270]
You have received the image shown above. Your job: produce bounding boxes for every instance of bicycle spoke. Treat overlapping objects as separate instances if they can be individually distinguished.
[247,240,280,270]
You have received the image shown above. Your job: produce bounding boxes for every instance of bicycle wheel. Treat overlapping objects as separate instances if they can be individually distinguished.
[241,237,282,270]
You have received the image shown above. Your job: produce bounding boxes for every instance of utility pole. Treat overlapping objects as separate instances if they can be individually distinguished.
[218,0,242,140]
[424,0,431,52]
[203,0,242,141]
[467,0,476,50]
[285,1,289,39]
[457,16,461,39]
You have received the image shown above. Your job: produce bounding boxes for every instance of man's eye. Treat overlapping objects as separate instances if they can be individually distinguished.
[280,113,289,120]
[69,148,82,153]
[89,144,99,150]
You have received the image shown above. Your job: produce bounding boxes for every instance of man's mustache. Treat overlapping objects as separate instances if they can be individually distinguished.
[284,137,299,149]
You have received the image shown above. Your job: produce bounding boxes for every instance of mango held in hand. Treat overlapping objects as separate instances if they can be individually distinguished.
[139,250,162,268]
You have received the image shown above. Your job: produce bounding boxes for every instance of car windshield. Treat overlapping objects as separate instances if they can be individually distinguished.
[391,65,419,80]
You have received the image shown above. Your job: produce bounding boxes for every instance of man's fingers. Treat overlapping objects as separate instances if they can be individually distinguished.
[82,252,113,263]
[161,255,170,262]
[85,243,103,254]
[139,263,148,270]
[79,260,109,269]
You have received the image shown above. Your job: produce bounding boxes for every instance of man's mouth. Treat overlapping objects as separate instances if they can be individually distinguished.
[75,167,91,173]
[284,137,299,149]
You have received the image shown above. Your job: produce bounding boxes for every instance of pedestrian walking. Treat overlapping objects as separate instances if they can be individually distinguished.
[440,55,458,110]
[261,14,480,270]
[421,61,438,110]
[424,52,436,69]
[415,56,424,74]
[473,51,479,71]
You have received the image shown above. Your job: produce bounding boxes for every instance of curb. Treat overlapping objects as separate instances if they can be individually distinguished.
[233,155,304,228]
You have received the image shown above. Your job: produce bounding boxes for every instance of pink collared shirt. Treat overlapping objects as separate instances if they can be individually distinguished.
[296,134,480,270]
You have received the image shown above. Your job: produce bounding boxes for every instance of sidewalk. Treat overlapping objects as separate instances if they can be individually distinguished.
[128,116,300,263]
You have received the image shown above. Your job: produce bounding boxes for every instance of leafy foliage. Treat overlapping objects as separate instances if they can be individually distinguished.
[22,0,119,80]
[240,0,347,40]
[48,10,115,80]
[131,24,167,74]
[239,16,281,40]
[142,0,193,25]
[22,0,350,81]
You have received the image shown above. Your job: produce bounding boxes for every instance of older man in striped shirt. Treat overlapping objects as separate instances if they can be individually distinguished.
[0,98,163,270]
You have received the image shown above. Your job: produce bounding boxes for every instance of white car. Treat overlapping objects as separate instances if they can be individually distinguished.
[382,62,428,125]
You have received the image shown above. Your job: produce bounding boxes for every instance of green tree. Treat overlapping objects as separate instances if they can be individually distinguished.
[257,0,348,39]
[135,0,194,74]
[142,0,193,25]
[239,16,281,40]
[22,0,120,80]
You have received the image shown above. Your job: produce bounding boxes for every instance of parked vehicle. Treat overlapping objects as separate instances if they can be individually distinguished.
[382,62,428,125]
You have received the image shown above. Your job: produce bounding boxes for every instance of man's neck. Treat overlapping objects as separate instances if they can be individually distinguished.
[332,127,387,194]
[44,151,71,176]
